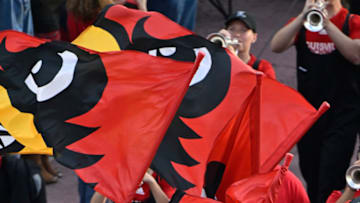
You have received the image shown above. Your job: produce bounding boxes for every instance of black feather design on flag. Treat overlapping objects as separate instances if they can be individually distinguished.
[94,7,231,191]
[0,37,107,169]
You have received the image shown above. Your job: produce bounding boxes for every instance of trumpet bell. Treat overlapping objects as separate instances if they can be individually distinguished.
[303,0,327,32]
[346,165,360,190]
[207,33,227,47]
[207,33,239,48]
[304,10,324,32]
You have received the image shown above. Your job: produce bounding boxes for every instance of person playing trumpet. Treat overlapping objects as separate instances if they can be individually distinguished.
[271,0,360,202]
[213,11,276,79]
[326,160,360,203]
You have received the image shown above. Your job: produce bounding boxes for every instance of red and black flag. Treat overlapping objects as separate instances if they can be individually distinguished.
[0,124,16,152]
[0,30,200,202]
[74,4,260,196]
[205,75,329,201]
[72,4,329,199]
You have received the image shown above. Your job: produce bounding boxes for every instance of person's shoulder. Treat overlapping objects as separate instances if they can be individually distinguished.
[349,13,360,39]
[350,12,360,23]
[259,59,273,68]
[258,59,276,80]
[282,170,310,202]
[350,13,360,25]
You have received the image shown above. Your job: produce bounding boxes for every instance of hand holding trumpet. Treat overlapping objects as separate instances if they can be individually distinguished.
[346,160,360,191]
[302,0,329,32]
[207,29,240,55]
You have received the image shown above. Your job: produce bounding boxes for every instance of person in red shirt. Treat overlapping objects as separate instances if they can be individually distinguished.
[326,160,360,203]
[271,0,360,202]
[275,167,310,203]
[90,169,174,203]
[215,11,276,80]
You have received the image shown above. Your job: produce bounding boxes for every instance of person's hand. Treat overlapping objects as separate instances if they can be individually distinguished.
[142,168,155,184]
[352,160,360,167]
[301,0,316,17]
[219,29,231,40]
[218,29,238,56]
[345,160,360,191]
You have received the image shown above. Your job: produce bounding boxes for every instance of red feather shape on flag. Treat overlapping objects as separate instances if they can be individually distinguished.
[0,30,203,202]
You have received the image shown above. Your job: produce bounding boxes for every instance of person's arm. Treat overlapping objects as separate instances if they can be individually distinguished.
[271,0,316,53]
[324,19,360,65]
[143,171,169,203]
[90,192,107,203]
[335,186,356,203]
[135,0,147,11]
[334,160,360,203]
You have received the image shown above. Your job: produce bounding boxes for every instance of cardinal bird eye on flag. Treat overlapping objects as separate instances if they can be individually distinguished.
[71,4,329,200]
[0,30,201,202]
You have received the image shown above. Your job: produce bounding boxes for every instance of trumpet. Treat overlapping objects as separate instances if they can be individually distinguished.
[207,33,239,48]
[303,0,327,32]
[346,164,360,190]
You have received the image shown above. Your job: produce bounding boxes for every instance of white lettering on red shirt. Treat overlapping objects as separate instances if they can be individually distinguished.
[306,41,335,55]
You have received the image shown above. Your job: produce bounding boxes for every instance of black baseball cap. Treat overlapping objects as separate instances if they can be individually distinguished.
[225,11,257,33]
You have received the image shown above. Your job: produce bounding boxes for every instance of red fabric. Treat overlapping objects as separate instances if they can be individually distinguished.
[101,5,263,196]
[70,5,328,200]
[326,190,343,203]
[225,154,310,203]
[66,13,94,42]
[247,54,276,80]
[179,193,221,203]
[126,0,137,5]
[69,52,201,202]
[0,30,201,203]
[326,190,360,203]
[104,5,192,42]
[207,74,263,200]
[206,73,328,201]
[225,170,280,203]
[225,167,310,203]
[0,156,2,168]
[276,167,310,203]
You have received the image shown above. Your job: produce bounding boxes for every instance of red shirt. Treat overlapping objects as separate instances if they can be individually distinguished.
[133,173,175,202]
[290,8,360,55]
[326,190,360,203]
[65,13,94,42]
[275,167,310,203]
[247,54,276,80]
